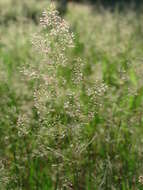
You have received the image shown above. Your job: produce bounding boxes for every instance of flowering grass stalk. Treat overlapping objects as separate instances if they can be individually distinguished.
[1,3,143,189]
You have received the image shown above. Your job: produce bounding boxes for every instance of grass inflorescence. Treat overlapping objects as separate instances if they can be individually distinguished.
[1,1,143,189]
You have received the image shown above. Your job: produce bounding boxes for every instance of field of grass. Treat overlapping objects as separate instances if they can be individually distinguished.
[1,0,143,189]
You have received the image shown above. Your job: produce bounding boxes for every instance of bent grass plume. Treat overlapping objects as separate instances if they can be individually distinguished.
[1,3,143,189]
[5,4,107,189]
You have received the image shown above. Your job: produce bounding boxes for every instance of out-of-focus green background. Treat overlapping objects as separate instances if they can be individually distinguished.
[1,0,143,189]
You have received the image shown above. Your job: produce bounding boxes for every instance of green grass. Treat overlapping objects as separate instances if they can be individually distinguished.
[0,0,143,189]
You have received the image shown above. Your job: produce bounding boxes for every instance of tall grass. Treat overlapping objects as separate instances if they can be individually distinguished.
[0,1,143,189]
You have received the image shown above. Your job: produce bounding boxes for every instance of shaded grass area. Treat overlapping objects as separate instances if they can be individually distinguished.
[0,0,143,189]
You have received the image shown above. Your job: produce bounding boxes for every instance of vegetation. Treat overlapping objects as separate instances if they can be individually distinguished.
[1,0,143,189]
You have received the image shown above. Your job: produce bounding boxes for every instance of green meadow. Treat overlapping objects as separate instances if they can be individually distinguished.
[1,0,143,189]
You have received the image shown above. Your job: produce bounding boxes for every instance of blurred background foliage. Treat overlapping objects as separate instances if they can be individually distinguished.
[1,0,143,189]
[57,0,143,14]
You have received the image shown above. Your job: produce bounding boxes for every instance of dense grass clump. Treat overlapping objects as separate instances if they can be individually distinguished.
[1,1,143,189]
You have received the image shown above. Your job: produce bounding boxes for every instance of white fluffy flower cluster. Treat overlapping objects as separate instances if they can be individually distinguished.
[18,5,108,189]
